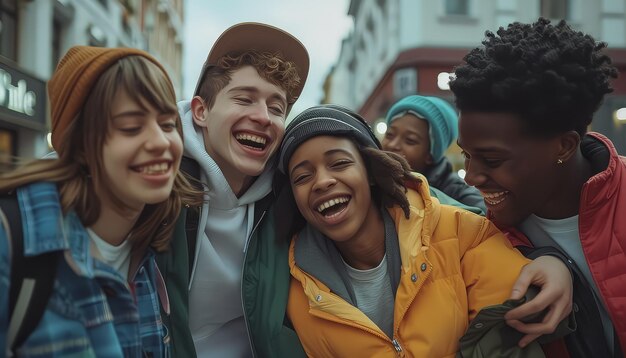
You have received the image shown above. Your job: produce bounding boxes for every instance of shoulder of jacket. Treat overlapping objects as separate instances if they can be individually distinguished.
[435,204,490,237]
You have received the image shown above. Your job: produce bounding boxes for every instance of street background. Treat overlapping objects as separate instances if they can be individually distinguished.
[0,0,624,174]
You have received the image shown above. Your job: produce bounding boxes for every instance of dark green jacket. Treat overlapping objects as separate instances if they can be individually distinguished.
[156,195,306,358]
[156,209,196,357]
[242,199,306,357]
[457,287,576,358]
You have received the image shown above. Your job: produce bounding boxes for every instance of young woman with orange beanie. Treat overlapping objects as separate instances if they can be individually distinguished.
[0,46,202,357]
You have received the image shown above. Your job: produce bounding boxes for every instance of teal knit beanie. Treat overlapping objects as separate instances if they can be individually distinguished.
[385,95,459,163]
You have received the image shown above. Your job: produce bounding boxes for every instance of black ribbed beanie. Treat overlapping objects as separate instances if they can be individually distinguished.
[277,104,380,174]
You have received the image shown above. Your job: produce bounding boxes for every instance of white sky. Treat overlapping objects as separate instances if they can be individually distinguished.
[183,0,353,118]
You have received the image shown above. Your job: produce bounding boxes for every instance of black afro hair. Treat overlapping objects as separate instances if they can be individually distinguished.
[450,18,618,137]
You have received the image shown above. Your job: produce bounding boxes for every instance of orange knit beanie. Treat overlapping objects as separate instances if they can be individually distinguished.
[48,46,170,154]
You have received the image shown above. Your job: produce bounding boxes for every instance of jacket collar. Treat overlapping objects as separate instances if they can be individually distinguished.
[580,132,623,209]
[18,182,95,277]
[293,206,401,306]
[391,173,440,267]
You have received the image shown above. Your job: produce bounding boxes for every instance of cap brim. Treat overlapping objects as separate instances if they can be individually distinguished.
[195,22,309,101]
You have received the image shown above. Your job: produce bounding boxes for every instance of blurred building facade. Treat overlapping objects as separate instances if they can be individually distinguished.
[0,0,184,172]
[325,0,626,155]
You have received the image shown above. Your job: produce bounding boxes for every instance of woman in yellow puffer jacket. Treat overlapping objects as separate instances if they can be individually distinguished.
[274,104,568,357]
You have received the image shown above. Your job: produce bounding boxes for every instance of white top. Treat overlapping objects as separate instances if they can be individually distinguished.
[344,255,395,338]
[179,100,274,357]
[520,214,614,351]
[87,228,131,280]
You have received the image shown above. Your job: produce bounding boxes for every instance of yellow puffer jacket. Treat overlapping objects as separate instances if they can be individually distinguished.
[287,176,530,358]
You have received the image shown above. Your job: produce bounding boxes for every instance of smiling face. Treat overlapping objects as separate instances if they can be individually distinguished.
[288,135,381,244]
[381,113,433,172]
[457,111,564,227]
[193,65,287,193]
[101,88,182,211]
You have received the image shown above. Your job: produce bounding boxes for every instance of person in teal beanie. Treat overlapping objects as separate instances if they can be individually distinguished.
[382,95,485,212]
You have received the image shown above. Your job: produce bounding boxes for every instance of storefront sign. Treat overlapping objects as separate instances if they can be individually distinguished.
[0,69,37,116]
[0,58,46,130]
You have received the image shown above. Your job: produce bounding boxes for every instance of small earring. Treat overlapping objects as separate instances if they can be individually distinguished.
[557,158,563,164]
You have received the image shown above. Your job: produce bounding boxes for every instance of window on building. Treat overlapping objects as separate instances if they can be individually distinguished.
[603,0,624,14]
[53,0,74,72]
[52,19,62,73]
[96,0,108,9]
[366,14,375,33]
[0,0,18,61]
[358,35,366,51]
[445,0,469,16]
[377,0,387,15]
[348,56,356,72]
[393,68,417,99]
[541,0,568,19]
[122,8,132,37]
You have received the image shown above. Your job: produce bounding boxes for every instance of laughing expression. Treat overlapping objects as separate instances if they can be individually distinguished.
[102,89,182,211]
[288,136,381,244]
[457,111,564,228]
[196,66,287,193]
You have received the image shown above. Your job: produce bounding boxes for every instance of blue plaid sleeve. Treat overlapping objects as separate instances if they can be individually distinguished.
[0,214,10,357]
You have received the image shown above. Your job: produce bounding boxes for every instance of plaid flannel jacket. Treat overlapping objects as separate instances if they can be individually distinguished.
[0,182,170,357]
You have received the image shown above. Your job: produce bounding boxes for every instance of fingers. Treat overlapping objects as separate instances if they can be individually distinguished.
[507,304,558,335]
[505,255,575,347]
[505,290,551,320]
[509,264,534,300]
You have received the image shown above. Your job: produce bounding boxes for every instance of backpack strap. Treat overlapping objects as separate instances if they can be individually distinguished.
[180,156,201,279]
[2,192,60,354]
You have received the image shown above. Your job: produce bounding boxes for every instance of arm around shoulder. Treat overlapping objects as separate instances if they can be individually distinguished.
[455,211,531,318]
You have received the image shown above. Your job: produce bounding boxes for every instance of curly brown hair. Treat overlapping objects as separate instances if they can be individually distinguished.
[196,50,301,111]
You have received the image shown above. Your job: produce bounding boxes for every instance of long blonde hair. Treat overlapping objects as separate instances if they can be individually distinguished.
[0,56,203,252]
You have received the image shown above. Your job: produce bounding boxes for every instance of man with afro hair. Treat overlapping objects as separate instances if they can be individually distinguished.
[452,17,625,357]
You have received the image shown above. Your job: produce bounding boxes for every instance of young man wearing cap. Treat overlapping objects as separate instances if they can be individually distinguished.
[156,23,309,357]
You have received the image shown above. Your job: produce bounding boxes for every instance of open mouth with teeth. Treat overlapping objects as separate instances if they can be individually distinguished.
[481,191,509,206]
[316,196,351,218]
[235,133,268,151]
[132,162,171,174]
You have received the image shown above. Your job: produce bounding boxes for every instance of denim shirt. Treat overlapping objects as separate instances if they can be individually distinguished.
[0,182,170,357]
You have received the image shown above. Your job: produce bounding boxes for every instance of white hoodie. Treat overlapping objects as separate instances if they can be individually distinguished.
[178,100,274,357]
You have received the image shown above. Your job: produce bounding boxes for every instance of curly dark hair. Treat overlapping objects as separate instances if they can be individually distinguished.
[450,17,618,137]
[361,147,417,219]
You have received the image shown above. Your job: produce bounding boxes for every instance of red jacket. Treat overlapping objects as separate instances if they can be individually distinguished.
[502,132,626,354]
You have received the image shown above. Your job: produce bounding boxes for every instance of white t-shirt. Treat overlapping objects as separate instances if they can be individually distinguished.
[87,228,132,280]
[344,255,395,338]
[519,214,614,351]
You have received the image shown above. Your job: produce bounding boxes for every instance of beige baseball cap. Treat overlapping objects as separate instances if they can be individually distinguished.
[193,22,310,104]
